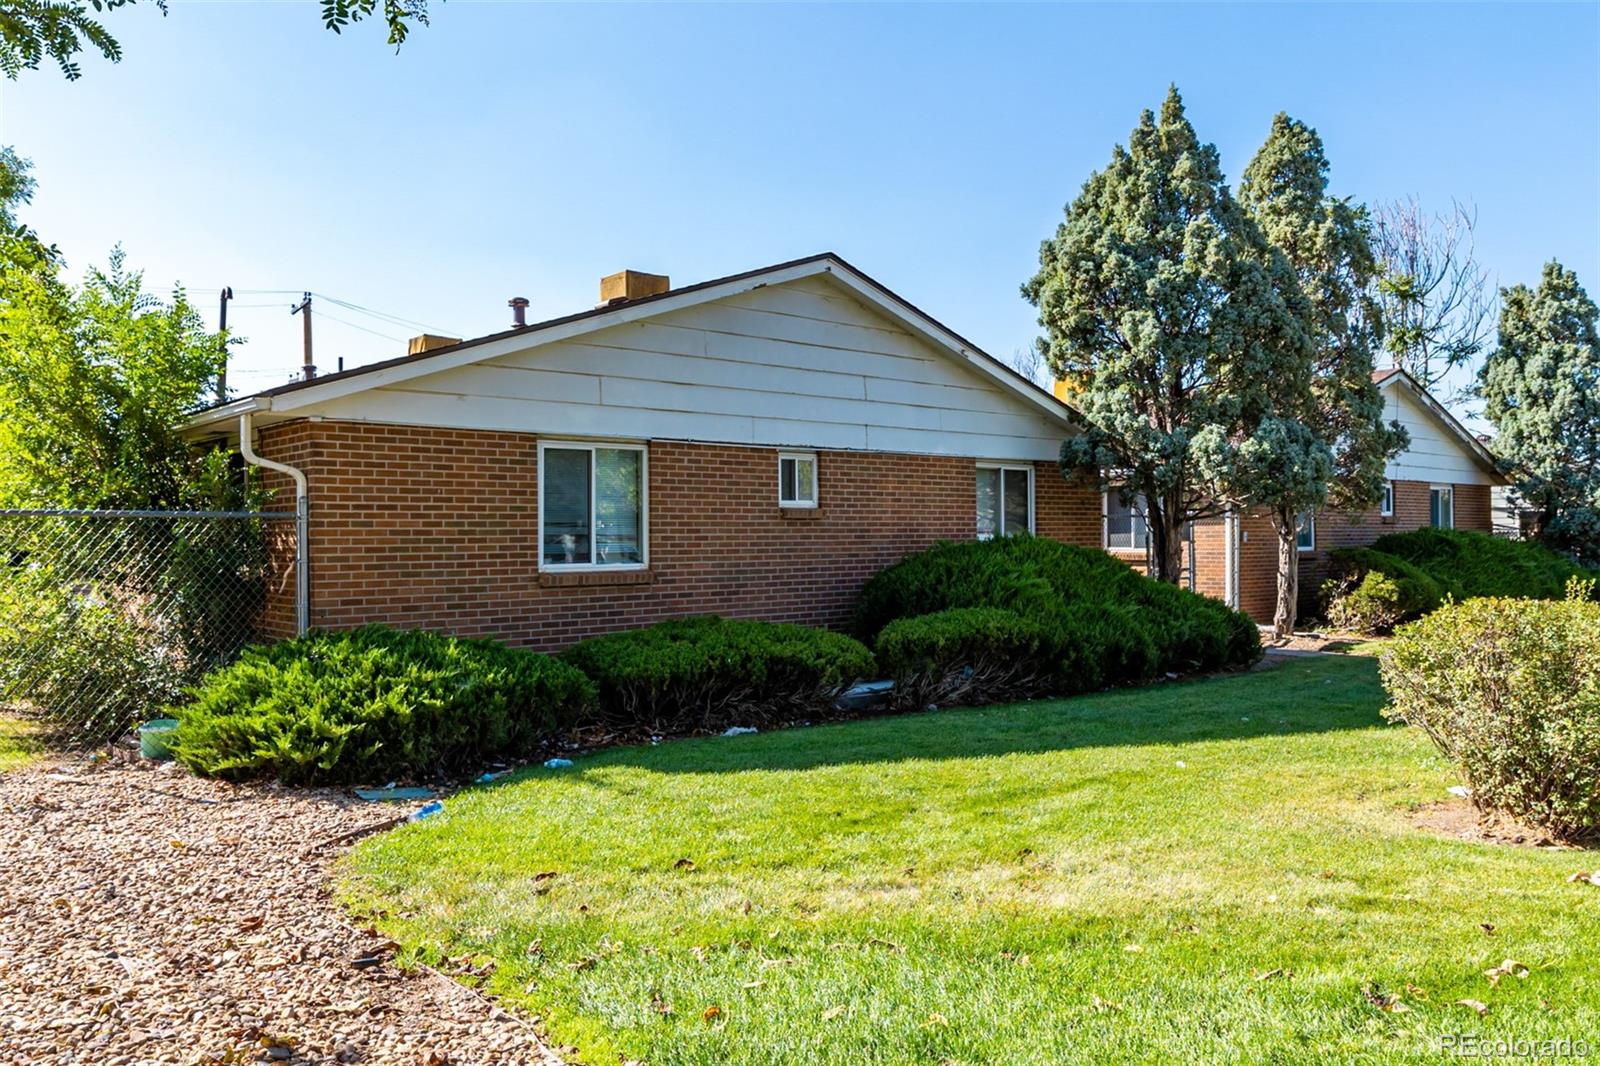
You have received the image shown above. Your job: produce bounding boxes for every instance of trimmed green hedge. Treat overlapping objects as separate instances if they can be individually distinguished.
[1381,593,1600,842]
[172,626,595,784]
[1319,547,1451,634]
[560,615,876,733]
[856,535,1260,693]
[1370,528,1598,601]
[875,607,1054,709]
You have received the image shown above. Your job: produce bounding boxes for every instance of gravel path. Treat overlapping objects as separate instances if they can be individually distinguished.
[0,749,560,1065]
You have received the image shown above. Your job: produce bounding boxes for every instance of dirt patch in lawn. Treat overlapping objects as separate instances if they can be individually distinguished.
[1410,798,1584,850]
[0,748,560,1066]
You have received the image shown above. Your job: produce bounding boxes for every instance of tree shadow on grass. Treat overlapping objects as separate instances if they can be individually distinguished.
[546,655,1393,780]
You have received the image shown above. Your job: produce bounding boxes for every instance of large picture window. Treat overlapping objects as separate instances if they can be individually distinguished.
[977,465,1032,539]
[539,441,647,569]
[1105,491,1149,551]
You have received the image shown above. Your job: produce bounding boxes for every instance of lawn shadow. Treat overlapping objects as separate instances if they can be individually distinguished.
[545,655,1393,779]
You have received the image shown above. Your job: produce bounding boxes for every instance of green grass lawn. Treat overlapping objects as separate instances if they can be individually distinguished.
[344,657,1600,1065]
[0,716,41,770]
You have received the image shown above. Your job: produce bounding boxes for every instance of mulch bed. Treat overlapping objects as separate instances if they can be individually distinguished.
[0,746,561,1066]
[1410,797,1587,850]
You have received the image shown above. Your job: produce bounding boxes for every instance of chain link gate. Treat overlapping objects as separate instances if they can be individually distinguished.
[0,509,302,746]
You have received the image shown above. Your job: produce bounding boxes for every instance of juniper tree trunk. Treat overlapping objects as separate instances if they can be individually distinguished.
[1273,510,1299,639]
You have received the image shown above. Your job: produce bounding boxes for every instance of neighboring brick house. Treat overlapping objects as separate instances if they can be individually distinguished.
[187,254,1099,650]
[187,254,1505,645]
[1096,367,1506,624]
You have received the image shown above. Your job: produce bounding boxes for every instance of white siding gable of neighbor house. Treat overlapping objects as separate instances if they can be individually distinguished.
[1383,383,1495,485]
[293,274,1073,462]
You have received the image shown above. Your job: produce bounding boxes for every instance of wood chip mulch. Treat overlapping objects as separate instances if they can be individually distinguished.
[0,750,562,1066]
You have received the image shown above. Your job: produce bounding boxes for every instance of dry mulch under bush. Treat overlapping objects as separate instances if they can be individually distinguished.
[1410,798,1590,851]
[0,744,562,1066]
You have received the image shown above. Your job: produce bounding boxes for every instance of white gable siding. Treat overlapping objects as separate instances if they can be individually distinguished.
[295,275,1071,461]
[1384,386,1493,485]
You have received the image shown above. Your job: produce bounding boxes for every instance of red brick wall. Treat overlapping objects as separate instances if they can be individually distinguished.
[256,421,1102,651]
[1221,478,1497,624]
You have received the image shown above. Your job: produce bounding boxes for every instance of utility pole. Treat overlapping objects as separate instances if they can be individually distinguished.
[290,292,315,381]
[216,286,234,404]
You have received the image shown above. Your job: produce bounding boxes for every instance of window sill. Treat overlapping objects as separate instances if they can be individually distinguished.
[780,507,823,521]
[539,569,654,588]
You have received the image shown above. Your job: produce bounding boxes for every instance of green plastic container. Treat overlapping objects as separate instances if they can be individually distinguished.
[138,718,179,760]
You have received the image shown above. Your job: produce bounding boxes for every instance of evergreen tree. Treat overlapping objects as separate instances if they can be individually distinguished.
[1024,86,1313,584]
[1480,261,1600,562]
[1222,113,1407,635]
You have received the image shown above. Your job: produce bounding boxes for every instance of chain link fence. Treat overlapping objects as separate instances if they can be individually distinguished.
[0,509,301,746]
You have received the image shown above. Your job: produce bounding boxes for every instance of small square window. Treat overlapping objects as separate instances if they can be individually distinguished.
[779,453,817,508]
[1296,511,1315,552]
[1105,491,1149,551]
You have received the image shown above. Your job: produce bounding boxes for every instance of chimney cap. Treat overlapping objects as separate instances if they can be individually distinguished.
[408,333,462,357]
[600,270,671,307]
[508,296,530,308]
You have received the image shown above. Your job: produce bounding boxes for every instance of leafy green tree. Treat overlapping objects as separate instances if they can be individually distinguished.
[1480,261,1600,562]
[0,247,223,509]
[1023,86,1314,584]
[1218,113,1407,636]
[0,0,434,80]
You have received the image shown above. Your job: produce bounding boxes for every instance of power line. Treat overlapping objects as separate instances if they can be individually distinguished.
[312,292,458,337]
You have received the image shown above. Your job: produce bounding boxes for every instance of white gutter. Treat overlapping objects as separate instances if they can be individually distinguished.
[239,412,310,635]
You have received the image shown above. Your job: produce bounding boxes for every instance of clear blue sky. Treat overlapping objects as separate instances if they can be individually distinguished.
[3,2,1596,404]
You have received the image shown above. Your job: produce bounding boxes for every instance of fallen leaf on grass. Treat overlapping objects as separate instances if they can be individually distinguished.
[650,993,672,1016]
[533,871,559,882]
[821,1005,847,1021]
[1405,983,1431,1001]
[867,937,904,953]
[702,1005,723,1024]
[1457,998,1490,1017]
[1091,995,1121,1013]
[673,858,697,872]
[1123,944,1143,954]
[1484,959,1529,987]
[1362,984,1410,1013]
[1253,968,1289,982]
[1566,871,1600,887]
[923,1012,949,1029]
[1000,950,1030,966]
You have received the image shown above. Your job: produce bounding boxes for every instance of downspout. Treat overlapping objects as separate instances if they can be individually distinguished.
[239,413,310,635]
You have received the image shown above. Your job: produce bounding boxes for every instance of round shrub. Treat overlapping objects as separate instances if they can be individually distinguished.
[560,615,876,733]
[171,626,596,785]
[854,535,1260,684]
[875,607,1055,709]
[1319,547,1450,634]
[1380,590,1600,842]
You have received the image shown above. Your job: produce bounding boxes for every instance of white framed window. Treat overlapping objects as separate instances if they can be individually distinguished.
[1104,491,1149,551]
[1430,485,1454,529]
[1380,480,1394,517]
[778,452,818,508]
[1296,510,1316,552]
[538,440,648,570]
[977,464,1033,539]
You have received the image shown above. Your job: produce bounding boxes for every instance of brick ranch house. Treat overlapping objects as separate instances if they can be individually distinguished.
[185,254,1503,645]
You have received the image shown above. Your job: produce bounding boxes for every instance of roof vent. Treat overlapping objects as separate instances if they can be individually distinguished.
[407,334,461,357]
[599,270,670,307]
[509,296,529,328]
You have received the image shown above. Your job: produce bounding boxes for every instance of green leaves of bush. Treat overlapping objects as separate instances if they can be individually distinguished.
[1380,590,1600,842]
[1371,528,1599,601]
[560,616,875,734]
[171,626,595,785]
[854,535,1261,693]
[1320,547,1448,634]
